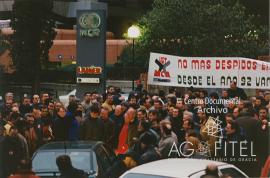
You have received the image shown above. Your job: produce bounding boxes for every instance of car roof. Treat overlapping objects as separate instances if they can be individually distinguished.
[38,141,103,151]
[122,158,227,178]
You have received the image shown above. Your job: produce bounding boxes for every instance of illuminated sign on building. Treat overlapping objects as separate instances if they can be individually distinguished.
[77,66,102,74]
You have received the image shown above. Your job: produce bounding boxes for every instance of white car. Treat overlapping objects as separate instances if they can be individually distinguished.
[120,158,248,178]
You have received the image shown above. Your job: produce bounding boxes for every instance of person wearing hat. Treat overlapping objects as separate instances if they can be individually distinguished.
[125,131,160,167]
[139,132,160,164]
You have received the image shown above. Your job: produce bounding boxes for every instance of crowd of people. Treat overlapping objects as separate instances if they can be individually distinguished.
[0,82,269,177]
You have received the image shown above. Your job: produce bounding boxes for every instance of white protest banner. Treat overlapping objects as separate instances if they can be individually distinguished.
[147,53,270,89]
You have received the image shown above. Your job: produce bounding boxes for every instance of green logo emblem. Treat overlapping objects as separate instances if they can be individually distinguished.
[79,13,101,37]
[79,13,101,28]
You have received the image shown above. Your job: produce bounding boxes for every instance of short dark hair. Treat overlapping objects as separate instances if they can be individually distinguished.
[56,155,72,172]
[149,109,158,116]
[227,120,239,133]
[259,107,268,112]
[56,106,66,113]
[90,103,100,113]
[106,93,113,98]
[67,101,78,113]
[137,109,147,116]
[225,113,233,118]
[169,96,177,105]
[256,96,264,100]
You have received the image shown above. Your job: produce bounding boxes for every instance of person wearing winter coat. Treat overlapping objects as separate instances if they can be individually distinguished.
[52,106,70,141]
[158,119,178,159]
[79,104,105,141]
[4,127,25,177]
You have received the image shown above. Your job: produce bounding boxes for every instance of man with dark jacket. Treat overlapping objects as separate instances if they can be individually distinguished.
[236,110,262,177]
[19,97,32,116]
[4,126,24,177]
[100,107,115,148]
[227,81,247,100]
[79,104,105,141]
[52,106,70,141]
[170,107,184,143]
[126,108,139,148]
[111,105,124,149]
[139,132,160,164]
[56,155,87,178]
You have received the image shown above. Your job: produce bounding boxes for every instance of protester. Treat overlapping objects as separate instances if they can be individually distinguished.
[126,108,138,148]
[52,106,70,141]
[102,93,115,112]
[227,81,247,100]
[0,85,269,177]
[4,126,25,176]
[79,104,105,141]
[81,92,91,111]
[100,107,115,148]
[111,105,124,149]
[158,119,178,158]
[56,155,87,178]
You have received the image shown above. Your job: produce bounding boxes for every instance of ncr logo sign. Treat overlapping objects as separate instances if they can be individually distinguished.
[153,56,171,83]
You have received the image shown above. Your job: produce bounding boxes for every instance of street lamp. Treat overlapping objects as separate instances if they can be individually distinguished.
[127,25,141,91]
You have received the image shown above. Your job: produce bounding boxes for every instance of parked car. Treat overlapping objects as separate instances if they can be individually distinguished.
[120,158,249,178]
[32,141,125,178]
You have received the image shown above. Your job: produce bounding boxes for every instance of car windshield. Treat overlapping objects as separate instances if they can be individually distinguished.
[32,150,97,173]
[122,173,173,178]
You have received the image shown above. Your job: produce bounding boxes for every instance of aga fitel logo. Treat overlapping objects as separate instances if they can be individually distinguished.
[153,57,171,83]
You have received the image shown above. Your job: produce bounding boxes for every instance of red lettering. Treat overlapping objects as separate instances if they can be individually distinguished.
[247,61,251,69]
[222,60,226,70]
[233,60,238,69]
[154,70,160,77]
[206,60,211,69]
[178,59,187,69]
[166,72,170,78]
[252,62,257,70]
[76,66,102,74]
[227,60,232,69]
[241,60,246,70]
[216,60,220,70]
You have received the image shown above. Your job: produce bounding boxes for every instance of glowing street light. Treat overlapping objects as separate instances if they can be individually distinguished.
[127,25,141,91]
[127,25,141,39]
